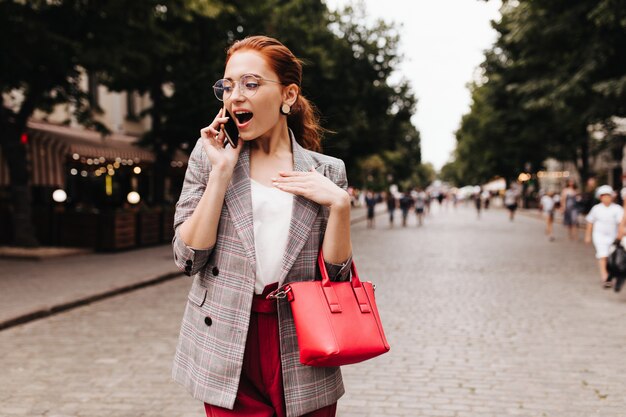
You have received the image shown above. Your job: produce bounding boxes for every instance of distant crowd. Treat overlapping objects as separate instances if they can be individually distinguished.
[347,187,457,229]
[350,177,626,292]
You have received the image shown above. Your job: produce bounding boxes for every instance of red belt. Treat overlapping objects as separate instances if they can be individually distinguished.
[252,283,278,314]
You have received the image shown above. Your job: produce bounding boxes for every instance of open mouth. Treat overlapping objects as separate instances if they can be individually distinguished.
[234,111,253,125]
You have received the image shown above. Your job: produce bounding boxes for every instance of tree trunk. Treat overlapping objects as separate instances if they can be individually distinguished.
[0,120,39,247]
[149,82,166,205]
[579,138,589,185]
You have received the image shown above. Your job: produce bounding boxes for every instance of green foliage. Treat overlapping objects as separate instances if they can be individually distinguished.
[439,160,463,186]
[450,0,626,185]
[1,0,424,193]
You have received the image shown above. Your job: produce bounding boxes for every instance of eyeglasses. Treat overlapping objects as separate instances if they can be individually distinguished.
[212,74,283,101]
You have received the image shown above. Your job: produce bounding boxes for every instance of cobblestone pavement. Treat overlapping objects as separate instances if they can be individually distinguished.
[2,204,626,417]
[0,205,381,329]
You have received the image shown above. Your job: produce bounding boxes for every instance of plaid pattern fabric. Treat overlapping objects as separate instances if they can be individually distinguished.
[172,132,352,417]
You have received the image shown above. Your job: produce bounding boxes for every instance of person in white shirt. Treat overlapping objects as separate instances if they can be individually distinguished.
[414,189,427,226]
[540,191,556,241]
[585,185,624,288]
[504,187,518,221]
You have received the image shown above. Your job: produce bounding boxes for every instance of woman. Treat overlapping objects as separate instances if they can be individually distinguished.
[171,36,352,417]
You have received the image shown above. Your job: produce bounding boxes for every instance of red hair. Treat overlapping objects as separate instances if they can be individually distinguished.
[226,36,323,152]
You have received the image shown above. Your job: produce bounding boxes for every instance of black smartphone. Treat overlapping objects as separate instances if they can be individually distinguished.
[221,108,239,148]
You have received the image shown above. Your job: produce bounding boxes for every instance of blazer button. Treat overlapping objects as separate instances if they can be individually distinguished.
[204,316,212,326]
[186,259,193,266]
[185,265,192,273]
[212,266,219,276]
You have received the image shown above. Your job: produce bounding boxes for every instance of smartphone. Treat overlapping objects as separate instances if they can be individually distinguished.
[221,108,239,148]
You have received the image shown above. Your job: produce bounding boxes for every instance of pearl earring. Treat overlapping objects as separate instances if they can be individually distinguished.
[280,103,291,115]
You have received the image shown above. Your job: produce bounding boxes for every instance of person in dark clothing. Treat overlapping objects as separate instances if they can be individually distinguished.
[579,177,598,215]
[474,190,482,219]
[386,192,397,227]
[365,191,377,229]
[399,191,413,227]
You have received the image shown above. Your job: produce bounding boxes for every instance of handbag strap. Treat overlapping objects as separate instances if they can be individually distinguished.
[317,250,361,287]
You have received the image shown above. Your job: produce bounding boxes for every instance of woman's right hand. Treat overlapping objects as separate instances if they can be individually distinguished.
[199,108,242,174]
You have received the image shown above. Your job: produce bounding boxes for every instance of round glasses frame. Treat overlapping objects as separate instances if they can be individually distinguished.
[213,74,283,101]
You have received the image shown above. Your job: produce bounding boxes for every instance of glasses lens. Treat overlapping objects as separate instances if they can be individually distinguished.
[241,75,260,97]
[213,79,232,101]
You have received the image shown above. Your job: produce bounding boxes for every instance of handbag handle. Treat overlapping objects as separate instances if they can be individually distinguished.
[318,251,371,314]
[317,250,360,287]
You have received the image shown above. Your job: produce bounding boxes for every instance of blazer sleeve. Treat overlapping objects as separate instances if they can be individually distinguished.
[324,159,353,282]
[172,139,214,276]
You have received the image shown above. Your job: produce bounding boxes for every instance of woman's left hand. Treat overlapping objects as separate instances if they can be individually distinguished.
[272,168,350,208]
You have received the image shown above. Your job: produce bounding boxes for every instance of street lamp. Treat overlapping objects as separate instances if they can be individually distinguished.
[127,191,141,205]
[52,189,67,203]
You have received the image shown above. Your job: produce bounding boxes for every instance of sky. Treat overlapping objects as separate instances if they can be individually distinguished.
[324,0,502,170]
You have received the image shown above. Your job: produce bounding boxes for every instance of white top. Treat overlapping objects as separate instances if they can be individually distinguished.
[585,203,624,240]
[504,189,518,205]
[540,195,555,212]
[415,191,426,209]
[251,179,293,294]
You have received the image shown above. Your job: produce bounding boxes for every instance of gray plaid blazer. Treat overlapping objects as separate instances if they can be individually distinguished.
[171,132,352,417]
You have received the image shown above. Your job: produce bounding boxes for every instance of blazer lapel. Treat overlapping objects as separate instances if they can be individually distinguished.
[278,133,322,285]
[224,144,257,272]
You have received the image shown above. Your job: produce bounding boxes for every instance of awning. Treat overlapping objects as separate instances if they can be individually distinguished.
[26,121,158,188]
[0,121,188,188]
[28,120,155,163]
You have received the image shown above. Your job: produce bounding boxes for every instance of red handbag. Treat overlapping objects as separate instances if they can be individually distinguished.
[267,251,390,367]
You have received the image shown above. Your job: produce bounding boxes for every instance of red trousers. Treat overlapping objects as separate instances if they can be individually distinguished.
[204,284,337,417]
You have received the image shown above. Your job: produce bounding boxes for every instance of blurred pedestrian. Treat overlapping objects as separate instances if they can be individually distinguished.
[618,187,626,240]
[399,191,413,227]
[482,189,491,210]
[560,180,580,241]
[504,186,518,221]
[414,188,427,226]
[365,190,377,229]
[540,191,556,241]
[386,192,397,227]
[347,186,356,207]
[584,185,624,288]
[579,176,598,216]
[172,35,350,417]
[474,190,482,219]
[552,192,561,211]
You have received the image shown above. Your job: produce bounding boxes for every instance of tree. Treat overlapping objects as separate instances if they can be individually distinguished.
[0,0,107,246]
[450,0,626,184]
[101,0,424,192]
[94,0,227,205]
[184,0,424,188]
[1,0,424,248]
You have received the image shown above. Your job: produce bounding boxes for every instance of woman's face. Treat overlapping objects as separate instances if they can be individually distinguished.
[223,50,289,142]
